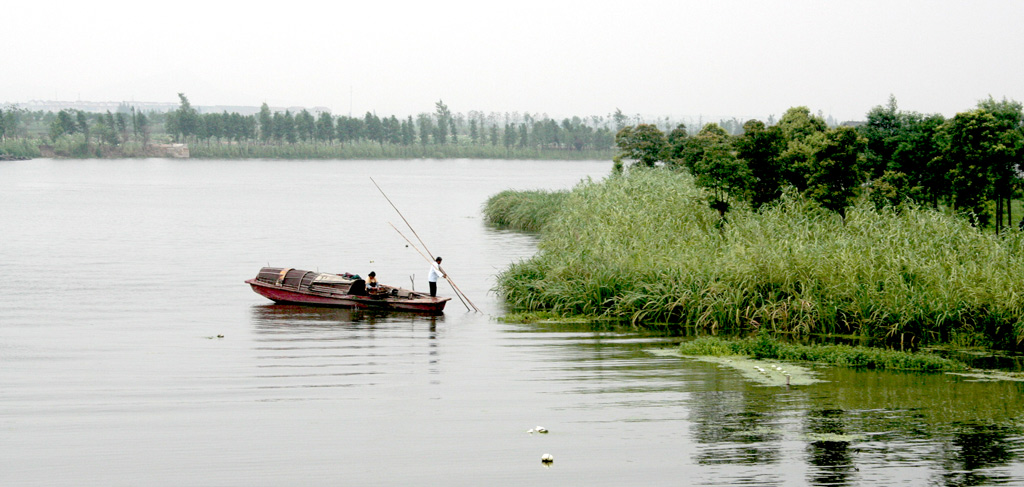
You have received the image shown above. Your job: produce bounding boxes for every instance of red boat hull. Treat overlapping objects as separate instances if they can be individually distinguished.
[246,279,449,314]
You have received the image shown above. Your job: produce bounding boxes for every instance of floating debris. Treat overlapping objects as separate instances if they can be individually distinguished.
[541,453,554,464]
[528,426,549,434]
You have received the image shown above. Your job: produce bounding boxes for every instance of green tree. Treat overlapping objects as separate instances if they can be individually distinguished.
[171,93,199,142]
[614,124,666,167]
[414,114,431,145]
[612,108,629,131]
[384,115,401,144]
[136,111,150,146]
[76,110,89,148]
[315,111,335,143]
[402,116,416,145]
[49,109,77,140]
[258,103,273,143]
[976,97,1024,232]
[692,143,752,216]
[296,109,315,142]
[777,106,828,191]
[945,109,1006,226]
[805,126,864,218]
[867,170,915,210]
[861,95,902,179]
[434,100,451,144]
[735,120,786,208]
[503,123,515,149]
[890,112,946,207]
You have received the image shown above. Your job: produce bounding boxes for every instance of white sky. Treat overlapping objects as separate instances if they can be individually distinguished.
[4,0,1022,122]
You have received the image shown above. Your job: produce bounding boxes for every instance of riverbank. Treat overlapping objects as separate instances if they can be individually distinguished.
[488,169,1024,350]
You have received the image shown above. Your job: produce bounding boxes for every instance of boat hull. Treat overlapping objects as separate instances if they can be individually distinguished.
[246,279,449,314]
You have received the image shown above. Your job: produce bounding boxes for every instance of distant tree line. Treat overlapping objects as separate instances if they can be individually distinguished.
[2,94,632,158]
[614,96,1024,232]
[161,95,617,151]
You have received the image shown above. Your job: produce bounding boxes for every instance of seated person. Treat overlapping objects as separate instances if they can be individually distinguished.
[367,271,378,288]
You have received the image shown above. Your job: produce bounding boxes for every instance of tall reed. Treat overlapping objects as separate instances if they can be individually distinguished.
[483,190,570,232]
[495,169,1024,348]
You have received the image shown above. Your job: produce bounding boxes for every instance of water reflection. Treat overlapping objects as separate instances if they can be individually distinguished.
[248,304,443,396]
[939,422,1021,487]
[805,409,856,486]
[517,322,1024,485]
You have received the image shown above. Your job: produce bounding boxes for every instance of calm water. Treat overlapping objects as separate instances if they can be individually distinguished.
[2,158,1023,487]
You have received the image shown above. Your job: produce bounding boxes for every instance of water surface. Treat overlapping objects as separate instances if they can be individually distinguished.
[1,159,1022,486]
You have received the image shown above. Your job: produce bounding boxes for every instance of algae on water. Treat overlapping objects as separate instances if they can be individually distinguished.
[650,348,823,386]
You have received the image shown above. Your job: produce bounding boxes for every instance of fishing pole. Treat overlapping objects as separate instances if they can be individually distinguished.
[372,177,480,312]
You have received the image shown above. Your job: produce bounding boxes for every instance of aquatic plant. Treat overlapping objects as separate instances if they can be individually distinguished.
[677,335,967,372]
[495,169,1024,348]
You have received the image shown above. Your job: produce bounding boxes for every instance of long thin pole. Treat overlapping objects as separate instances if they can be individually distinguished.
[373,177,480,312]
[389,222,469,311]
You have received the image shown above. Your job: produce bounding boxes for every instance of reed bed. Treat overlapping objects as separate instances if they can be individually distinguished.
[483,189,570,232]
[495,169,1024,348]
[191,141,613,160]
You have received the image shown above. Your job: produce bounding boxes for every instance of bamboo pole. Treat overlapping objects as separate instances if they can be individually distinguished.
[372,177,480,312]
[389,222,470,311]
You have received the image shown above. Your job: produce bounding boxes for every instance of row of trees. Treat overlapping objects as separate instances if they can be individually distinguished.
[163,95,616,151]
[614,96,1024,230]
[0,106,27,141]
[47,108,152,147]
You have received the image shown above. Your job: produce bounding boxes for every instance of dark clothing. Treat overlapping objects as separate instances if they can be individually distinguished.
[429,281,438,297]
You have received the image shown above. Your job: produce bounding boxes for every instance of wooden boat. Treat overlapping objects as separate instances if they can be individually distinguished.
[246,267,450,313]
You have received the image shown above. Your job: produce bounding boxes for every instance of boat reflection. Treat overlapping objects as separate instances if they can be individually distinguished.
[249,303,444,331]
[247,304,444,396]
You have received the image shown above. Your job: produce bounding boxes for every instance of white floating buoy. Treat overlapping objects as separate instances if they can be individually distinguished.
[541,453,554,463]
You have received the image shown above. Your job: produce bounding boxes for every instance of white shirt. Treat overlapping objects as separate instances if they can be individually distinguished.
[428,262,444,282]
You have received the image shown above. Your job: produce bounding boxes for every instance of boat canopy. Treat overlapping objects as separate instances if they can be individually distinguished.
[255,267,366,295]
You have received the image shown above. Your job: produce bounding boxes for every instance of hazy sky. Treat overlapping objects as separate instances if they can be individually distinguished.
[4,0,1022,122]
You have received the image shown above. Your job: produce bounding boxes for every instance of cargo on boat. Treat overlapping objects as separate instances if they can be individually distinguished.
[246,267,450,313]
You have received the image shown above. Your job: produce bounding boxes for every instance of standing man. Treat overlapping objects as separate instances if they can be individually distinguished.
[428,256,446,297]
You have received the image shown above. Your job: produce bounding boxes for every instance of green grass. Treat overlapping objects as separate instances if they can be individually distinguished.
[495,168,1024,348]
[678,335,968,372]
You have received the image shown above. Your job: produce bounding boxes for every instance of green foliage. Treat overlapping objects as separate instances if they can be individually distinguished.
[691,142,751,216]
[804,126,864,217]
[0,138,42,158]
[677,335,968,372]
[946,109,1003,224]
[735,120,786,208]
[866,171,915,210]
[495,170,1024,348]
[614,124,666,167]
